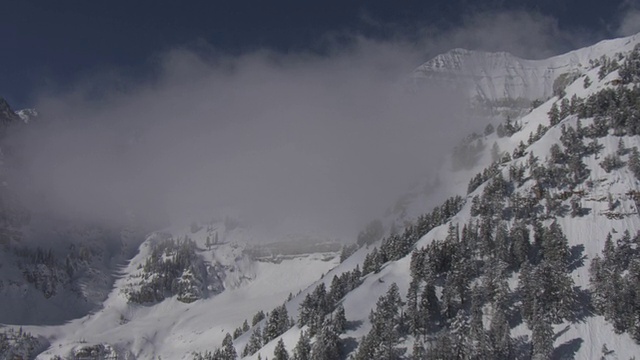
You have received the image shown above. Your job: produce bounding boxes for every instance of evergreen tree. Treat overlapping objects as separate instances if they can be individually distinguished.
[570,197,583,217]
[292,331,311,360]
[530,303,554,360]
[617,138,627,156]
[425,331,456,359]
[339,244,357,263]
[628,147,640,180]
[532,260,576,323]
[510,221,531,268]
[600,153,625,173]
[253,311,266,326]
[541,222,570,267]
[549,143,565,164]
[418,281,441,334]
[298,283,329,336]
[494,222,510,264]
[447,312,472,359]
[589,255,607,311]
[273,338,290,360]
[513,141,527,158]
[221,333,238,360]
[328,275,346,307]
[369,283,404,359]
[485,123,495,136]
[353,334,377,360]
[362,247,382,275]
[469,286,488,358]
[264,305,291,343]
[489,308,512,359]
[548,103,560,126]
[406,278,421,336]
[441,273,459,320]
[333,304,347,333]
[483,259,509,310]
[310,321,341,360]
[519,261,536,323]
[243,326,263,357]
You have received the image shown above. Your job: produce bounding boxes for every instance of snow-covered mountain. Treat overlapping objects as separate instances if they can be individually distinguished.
[23,223,341,359]
[2,32,640,360]
[412,33,640,103]
[223,33,640,360]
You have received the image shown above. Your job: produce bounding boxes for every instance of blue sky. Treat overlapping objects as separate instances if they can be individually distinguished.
[0,0,636,108]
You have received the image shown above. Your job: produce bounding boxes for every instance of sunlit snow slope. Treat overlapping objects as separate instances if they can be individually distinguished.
[231,32,640,360]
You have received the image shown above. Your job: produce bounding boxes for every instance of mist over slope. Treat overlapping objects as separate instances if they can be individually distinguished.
[1,11,614,240]
[1,9,640,359]
[1,30,636,360]
[206,32,640,360]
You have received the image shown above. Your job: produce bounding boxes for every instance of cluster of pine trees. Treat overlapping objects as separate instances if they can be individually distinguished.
[241,304,295,357]
[126,235,216,304]
[197,47,640,359]
[548,59,640,137]
[193,333,238,360]
[590,230,640,341]
[354,283,406,359]
[0,327,43,359]
[13,246,71,299]
[361,196,464,276]
[402,212,577,358]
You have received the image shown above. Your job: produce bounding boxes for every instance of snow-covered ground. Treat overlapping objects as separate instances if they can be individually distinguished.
[16,224,340,359]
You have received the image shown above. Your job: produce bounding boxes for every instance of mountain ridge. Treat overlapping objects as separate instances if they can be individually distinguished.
[412,32,640,103]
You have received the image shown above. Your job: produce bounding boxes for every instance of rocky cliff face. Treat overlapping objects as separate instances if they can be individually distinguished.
[0,97,21,125]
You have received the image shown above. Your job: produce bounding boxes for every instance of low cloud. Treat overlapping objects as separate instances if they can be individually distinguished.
[5,11,595,239]
[617,0,640,37]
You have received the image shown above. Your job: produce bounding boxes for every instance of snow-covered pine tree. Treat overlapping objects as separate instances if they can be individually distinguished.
[333,304,346,333]
[292,330,311,360]
[242,326,263,357]
[273,338,289,360]
[310,320,341,360]
[221,333,237,360]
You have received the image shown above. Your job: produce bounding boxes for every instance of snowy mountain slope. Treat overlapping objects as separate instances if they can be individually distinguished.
[0,98,127,327]
[2,32,640,360]
[0,217,140,326]
[412,33,640,103]
[23,222,340,359]
[221,34,640,360]
[386,33,640,227]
